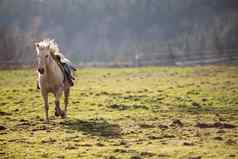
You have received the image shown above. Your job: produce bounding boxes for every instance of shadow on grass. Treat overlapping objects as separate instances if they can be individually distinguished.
[63,118,121,138]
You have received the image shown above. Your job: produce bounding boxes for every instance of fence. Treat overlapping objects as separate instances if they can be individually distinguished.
[135,49,238,66]
[0,49,238,68]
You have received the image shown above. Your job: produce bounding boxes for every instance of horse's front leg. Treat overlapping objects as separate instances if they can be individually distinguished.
[64,88,70,118]
[42,93,49,123]
[54,89,65,118]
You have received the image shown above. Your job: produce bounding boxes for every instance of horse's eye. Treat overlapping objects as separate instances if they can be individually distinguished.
[45,55,49,58]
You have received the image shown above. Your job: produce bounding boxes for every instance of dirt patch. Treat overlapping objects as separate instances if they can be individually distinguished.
[41,137,57,144]
[75,143,92,147]
[195,122,236,129]
[122,95,147,101]
[65,144,77,150]
[148,135,162,140]
[107,156,117,159]
[15,120,34,130]
[188,156,202,159]
[183,141,194,146]
[216,129,226,134]
[140,151,156,157]
[8,138,33,144]
[214,136,223,140]
[109,104,148,111]
[0,125,7,131]
[158,153,170,158]
[138,122,155,129]
[31,125,48,131]
[95,92,122,97]
[130,155,143,159]
[114,148,129,153]
[170,119,183,127]
[132,104,148,109]
[158,124,169,130]
[56,155,65,159]
[96,142,105,147]
[229,154,236,158]
[225,139,237,145]
[163,134,176,138]
[0,111,11,116]
[109,104,129,110]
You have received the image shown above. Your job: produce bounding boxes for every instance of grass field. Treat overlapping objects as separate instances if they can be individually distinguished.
[0,65,238,159]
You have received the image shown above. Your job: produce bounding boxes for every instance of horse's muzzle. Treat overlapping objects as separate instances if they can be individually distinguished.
[38,68,44,74]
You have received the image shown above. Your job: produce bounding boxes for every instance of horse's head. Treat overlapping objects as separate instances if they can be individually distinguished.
[34,41,52,75]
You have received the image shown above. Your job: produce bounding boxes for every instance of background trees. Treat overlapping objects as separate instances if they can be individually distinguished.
[0,0,238,66]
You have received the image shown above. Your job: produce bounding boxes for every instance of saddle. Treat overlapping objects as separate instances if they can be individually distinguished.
[50,52,76,86]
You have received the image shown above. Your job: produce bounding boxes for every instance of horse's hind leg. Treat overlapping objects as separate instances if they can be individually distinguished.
[64,88,70,118]
[55,100,61,117]
[54,90,64,118]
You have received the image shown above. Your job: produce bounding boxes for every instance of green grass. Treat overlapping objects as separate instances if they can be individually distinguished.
[0,65,238,159]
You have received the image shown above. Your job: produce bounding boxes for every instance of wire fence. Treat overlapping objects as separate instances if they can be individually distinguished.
[0,49,238,68]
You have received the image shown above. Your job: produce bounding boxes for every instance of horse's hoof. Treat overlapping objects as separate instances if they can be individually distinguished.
[55,111,60,117]
[60,111,66,118]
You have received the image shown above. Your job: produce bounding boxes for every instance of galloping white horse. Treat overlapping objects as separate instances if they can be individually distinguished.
[35,39,73,122]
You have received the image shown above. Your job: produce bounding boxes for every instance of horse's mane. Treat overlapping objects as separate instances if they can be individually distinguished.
[37,39,75,68]
[37,39,63,56]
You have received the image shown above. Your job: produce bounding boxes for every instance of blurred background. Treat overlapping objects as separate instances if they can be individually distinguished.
[0,0,238,67]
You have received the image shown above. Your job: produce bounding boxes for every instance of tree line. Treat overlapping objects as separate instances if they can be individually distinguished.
[0,0,238,67]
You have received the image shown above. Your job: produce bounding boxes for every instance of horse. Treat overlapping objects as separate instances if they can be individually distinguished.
[34,39,73,123]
